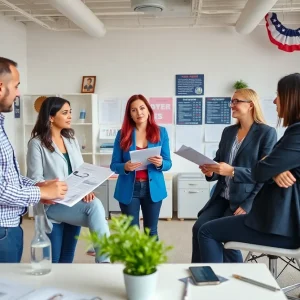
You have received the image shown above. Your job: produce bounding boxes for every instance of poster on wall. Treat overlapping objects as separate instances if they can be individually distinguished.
[205,97,231,124]
[149,97,173,124]
[99,126,120,140]
[205,143,218,160]
[176,97,202,125]
[175,125,204,152]
[98,98,122,124]
[162,124,174,151]
[204,124,226,142]
[176,74,204,96]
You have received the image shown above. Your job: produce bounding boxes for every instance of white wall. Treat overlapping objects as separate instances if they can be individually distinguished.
[0,14,27,163]
[26,24,300,173]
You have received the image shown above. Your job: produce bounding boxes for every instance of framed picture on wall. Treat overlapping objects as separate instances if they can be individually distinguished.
[81,76,96,93]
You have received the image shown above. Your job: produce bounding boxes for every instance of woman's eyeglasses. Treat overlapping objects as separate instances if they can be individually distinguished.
[229,99,252,107]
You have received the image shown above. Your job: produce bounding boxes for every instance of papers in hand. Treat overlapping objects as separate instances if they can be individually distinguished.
[130,146,162,170]
[54,163,114,207]
[175,145,218,166]
[0,278,102,300]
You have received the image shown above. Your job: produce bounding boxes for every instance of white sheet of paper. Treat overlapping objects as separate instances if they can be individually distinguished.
[98,98,122,124]
[205,143,219,160]
[53,163,114,207]
[175,125,204,152]
[204,125,226,142]
[130,146,162,170]
[163,124,174,151]
[21,287,101,300]
[175,144,218,166]
[0,279,101,300]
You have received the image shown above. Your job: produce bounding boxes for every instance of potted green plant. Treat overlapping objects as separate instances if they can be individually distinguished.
[83,214,173,300]
[233,80,248,90]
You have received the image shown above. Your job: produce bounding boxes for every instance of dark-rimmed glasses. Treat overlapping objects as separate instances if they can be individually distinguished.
[229,99,252,107]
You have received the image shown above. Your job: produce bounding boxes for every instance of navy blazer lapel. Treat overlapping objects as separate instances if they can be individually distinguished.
[234,122,259,159]
[224,125,239,163]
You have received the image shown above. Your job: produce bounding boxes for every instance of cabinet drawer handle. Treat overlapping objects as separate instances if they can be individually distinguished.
[188,191,199,193]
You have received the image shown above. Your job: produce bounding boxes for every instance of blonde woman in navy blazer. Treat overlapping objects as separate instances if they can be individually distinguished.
[198,73,300,263]
[110,94,172,238]
[192,88,277,263]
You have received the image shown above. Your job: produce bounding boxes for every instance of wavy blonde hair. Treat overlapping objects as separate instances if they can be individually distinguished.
[234,88,266,124]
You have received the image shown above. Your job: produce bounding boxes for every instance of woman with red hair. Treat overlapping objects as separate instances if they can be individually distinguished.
[110,94,172,237]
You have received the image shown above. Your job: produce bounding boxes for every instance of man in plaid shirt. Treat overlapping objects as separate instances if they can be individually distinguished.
[0,57,68,263]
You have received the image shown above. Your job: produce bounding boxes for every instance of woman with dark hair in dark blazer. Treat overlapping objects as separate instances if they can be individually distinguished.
[198,73,300,263]
[192,88,277,263]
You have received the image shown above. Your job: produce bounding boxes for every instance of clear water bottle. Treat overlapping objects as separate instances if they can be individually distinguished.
[30,215,52,275]
[80,134,87,152]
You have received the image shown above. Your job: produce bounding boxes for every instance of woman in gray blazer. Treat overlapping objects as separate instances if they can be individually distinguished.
[192,88,277,263]
[198,73,300,263]
[27,97,110,263]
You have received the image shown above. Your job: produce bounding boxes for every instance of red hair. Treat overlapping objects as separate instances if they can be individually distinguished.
[120,94,160,151]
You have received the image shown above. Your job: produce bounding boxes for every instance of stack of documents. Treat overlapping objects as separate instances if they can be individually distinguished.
[174,145,218,166]
[53,163,114,207]
[0,278,101,300]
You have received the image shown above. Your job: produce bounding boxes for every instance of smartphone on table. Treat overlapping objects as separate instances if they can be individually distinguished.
[189,266,220,286]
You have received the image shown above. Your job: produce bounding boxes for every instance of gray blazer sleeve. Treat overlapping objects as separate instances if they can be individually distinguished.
[27,138,45,181]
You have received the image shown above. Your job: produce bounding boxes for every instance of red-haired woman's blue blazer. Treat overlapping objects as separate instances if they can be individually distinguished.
[110,126,172,204]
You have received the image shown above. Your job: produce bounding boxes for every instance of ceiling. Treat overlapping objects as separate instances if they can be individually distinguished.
[0,0,299,31]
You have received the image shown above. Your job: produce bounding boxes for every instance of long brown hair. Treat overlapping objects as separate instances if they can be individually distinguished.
[277,73,300,127]
[30,97,74,152]
[120,94,160,151]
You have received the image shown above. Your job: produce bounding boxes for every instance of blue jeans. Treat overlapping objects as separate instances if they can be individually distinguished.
[47,197,110,263]
[47,223,81,263]
[199,214,300,263]
[192,195,242,263]
[119,181,162,238]
[0,225,23,263]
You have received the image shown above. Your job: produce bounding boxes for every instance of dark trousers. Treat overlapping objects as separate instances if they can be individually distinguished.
[0,225,23,263]
[119,181,162,238]
[199,214,300,263]
[47,222,81,263]
[192,195,242,263]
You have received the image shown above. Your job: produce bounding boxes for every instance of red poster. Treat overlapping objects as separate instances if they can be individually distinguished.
[149,97,173,124]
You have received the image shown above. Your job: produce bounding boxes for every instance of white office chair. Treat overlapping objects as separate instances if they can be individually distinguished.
[224,242,300,300]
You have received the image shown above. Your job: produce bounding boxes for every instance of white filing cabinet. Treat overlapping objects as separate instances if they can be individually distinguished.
[159,174,173,220]
[94,180,109,218]
[108,179,120,213]
[108,175,173,220]
[177,173,210,220]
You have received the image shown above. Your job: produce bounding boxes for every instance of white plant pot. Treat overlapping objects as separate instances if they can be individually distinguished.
[123,269,158,300]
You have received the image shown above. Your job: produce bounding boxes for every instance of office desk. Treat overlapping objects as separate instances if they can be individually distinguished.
[1,263,286,300]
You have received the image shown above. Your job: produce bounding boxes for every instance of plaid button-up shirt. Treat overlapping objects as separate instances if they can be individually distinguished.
[0,113,40,227]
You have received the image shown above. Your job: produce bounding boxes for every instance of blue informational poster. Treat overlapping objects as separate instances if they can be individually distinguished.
[176,98,202,125]
[176,74,204,96]
[205,97,231,124]
[14,96,20,118]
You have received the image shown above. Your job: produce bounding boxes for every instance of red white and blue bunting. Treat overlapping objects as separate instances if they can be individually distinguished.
[265,12,300,52]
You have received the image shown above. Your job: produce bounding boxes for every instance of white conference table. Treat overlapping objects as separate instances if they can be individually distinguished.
[1,263,287,300]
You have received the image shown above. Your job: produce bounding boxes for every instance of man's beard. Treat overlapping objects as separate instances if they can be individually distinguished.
[0,88,13,113]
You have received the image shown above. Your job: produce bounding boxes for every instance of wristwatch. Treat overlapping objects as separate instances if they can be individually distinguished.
[231,168,235,178]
